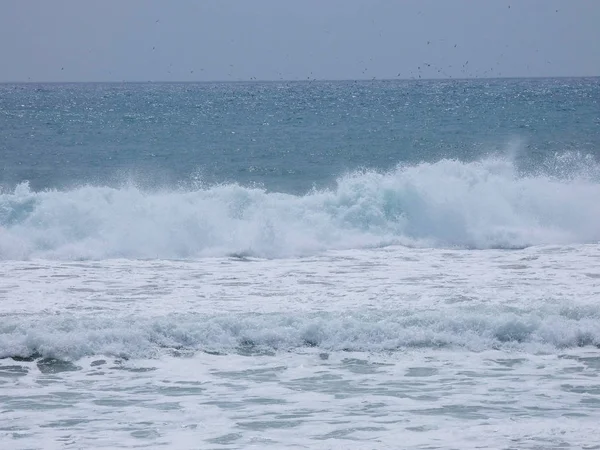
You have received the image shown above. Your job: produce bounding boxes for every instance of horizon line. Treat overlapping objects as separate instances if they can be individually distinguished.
[1,75,599,84]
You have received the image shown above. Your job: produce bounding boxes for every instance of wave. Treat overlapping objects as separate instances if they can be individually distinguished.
[2,308,600,360]
[2,154,600,260]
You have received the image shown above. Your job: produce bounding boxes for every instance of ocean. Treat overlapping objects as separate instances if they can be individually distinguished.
[1,78,600,449]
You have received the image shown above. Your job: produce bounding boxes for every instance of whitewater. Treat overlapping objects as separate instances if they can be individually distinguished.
[3,155,600,260]
[2,78,600,449]
[3,157,600,449]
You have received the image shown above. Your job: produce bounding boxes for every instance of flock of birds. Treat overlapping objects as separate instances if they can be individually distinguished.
[50,5,560,83]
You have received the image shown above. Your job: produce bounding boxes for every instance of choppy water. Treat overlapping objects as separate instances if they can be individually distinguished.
[1,78,600,449]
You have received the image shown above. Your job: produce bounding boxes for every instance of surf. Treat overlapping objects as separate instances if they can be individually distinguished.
[1,154,600,260]
[2,307,600,361]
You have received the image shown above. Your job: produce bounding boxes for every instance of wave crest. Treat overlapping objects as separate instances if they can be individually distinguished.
[2,309,600,360]
[1,156,600,260]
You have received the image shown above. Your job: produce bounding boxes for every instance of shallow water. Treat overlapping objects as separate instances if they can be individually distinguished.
[2,245,600,448]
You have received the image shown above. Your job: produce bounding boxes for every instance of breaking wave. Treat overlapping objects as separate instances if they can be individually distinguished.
[2,155,600,260]
[2,308,600,360]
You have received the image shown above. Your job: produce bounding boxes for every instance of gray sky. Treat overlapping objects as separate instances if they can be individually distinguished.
[1,0,599,82]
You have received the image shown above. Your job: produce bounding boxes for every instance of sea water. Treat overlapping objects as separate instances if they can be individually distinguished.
[1,78,600,449]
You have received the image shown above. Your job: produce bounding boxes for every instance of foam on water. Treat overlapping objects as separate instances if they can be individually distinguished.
[1,154,600,260]
[2,307,600,361]
[3,80,600,449]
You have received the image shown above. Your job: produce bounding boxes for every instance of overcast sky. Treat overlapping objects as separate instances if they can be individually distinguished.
[1,0,599,82]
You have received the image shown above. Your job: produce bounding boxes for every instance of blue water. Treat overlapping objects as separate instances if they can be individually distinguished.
[2,78,599,193]
[1,78,600,259]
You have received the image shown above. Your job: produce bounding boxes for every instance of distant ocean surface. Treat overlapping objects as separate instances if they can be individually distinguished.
[1,78,600,449]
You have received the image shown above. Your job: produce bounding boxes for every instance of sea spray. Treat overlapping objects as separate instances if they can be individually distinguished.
[1,155,600,260]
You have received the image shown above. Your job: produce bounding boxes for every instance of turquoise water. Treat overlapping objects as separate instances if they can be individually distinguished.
[2,78,599,193]
[1,78,600,259]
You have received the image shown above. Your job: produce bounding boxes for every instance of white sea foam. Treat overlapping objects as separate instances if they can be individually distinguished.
[2,224,600,449]
[2,307,600,360]
[2,155,600,260]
